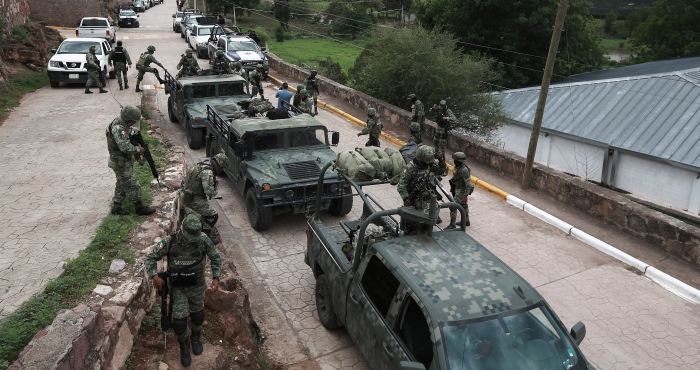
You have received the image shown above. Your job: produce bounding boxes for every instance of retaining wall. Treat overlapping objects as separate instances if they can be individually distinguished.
[26,0,107,27]
[1,0,30,29]
[267,53,700,268]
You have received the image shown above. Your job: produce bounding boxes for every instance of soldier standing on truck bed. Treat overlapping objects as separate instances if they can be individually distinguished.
[249,64,265,99]
[179,153,228,245]
[210,50,231,75]
[85,45,108,94]
[135,45,167,93]
[108,40,132,90]
[446,152,474,228]
[177,48,200,78]
[397,145,448,232]
[305,70,320,115]
[357,107,382,147]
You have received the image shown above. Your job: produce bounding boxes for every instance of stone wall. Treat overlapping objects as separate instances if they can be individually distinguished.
[1,0,30,29]
[26,0,107,27]
[268,53,700,268]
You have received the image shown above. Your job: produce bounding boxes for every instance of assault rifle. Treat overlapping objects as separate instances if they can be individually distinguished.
[408,172,442,209]
[435,109,450,133]
[157,271,171,348]
[130,130,160,185]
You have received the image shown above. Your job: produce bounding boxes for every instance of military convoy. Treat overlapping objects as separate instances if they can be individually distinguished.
[305,169,594,370]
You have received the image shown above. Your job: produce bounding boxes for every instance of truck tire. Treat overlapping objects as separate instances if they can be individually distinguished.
[207,137,219,157]
[187,121,205,149]
[181,31,184,39]
[246,187,272,231]
[329,192,353,217]
[50,80,59,88]
[167,96,179,123]
[315,275,341,329]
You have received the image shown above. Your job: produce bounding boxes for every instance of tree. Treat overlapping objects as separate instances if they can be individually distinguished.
[207,0,260,18]
[349,27,506,140]
[624,12,641,38]
[604,10,618,36]
[631,0,700,62]
[273,0,290,31]
[413,0,605,88]
[325,0,380,39]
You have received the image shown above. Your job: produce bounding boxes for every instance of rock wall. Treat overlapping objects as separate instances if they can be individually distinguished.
[26,0,108,27]
[2,22,62,72]
[1,0,30,29]
[267,53,700,268]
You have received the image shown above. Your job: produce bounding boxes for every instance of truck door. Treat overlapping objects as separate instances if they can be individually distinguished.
[226,132,240,184]
[346,254,406,369]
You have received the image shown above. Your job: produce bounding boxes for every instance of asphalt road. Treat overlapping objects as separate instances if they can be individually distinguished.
[4,3,700,369]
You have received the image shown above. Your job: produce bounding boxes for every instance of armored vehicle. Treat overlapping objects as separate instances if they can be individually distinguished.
[164,71,252,149]
[205,104,352,231]
[305,167,594,370]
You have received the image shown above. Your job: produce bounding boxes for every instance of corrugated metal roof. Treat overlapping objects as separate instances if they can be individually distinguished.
[496,68,700,171]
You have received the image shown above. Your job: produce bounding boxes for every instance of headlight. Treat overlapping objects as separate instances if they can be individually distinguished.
[262,183,272,191]
[49,61,62,68]
[329,184,338,193]
[285,190,294,199]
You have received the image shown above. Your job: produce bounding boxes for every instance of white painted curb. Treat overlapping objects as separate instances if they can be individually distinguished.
[645,267,700,304]
[569,229,649,273]
[523,203,574,234]
[506,195,527,210]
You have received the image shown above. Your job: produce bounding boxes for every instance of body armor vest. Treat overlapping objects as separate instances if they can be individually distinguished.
[167,233,207,287]
[112,47,126,63]
[106,118,127,155]
[182,162,212,196]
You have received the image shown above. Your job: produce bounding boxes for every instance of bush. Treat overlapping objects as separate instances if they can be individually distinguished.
[254,26,270,46]
[11,26,30,43]
[274,26,285,42]
[318,57,347,84]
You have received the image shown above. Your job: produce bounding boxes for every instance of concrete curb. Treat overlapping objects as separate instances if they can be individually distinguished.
[645,267,700,303]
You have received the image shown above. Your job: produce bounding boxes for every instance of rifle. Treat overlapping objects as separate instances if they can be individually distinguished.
[157,271,171,348]
[435,109,450,133]
[130,130,160,185]
[449,178,456,196]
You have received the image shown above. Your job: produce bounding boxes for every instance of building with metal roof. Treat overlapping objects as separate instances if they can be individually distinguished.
[494,64,700,216]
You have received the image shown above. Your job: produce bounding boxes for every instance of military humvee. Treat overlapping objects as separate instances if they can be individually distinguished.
[205,105,353,231]
[163,71,252,149]
[305,166,594,370]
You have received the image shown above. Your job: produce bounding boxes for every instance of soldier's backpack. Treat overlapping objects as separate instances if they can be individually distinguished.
[136,53,148,70]
[266,108,291,120]
[399,142,418,164]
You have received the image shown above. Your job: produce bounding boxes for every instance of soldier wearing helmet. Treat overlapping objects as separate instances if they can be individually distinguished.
[305,70,320,115]
[135,45,167,92]
[292,84,305,108]
[176,48,200,78]
[397,145,448,229]
[232,61,247,79]
[431,99,456,160]
[85,45,107,94]
[210,49,232,75]
[106,105,156,216]
[108,40,133,90]
[180,153,229,244]
[146,211,222,367]
[249,63,265,99]
[357,107,383,147]
[447,152,474,228]
[297,89,315,116]
[408,93,425,126]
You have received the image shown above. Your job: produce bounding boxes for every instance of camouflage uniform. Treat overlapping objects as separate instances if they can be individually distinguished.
[180,154,227,239]
[177,51,200,78]
[431,100,456,155]
[297,90,315,116]
[397,153,448,202]
[85,46,105,92]
[305,70,319,114]
[292,84,304,108]
[408,93,425,125]
[409,121,422,144]
[232,62,247,80]
[108,43,132,90]
[210,51,231,75]
[358,108,382,147]
[249,65,265,99]
[135,46,166,92]
[448,152,474,228]
[145,214,222,367]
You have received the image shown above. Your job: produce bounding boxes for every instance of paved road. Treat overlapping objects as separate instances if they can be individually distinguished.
[3,4,700,370]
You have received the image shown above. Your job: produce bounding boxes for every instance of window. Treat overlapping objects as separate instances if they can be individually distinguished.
[190,85,215,98]
[101,42,109,55]
[57,41,102,55]
[218,82,245,97]
[396,297,433,369]
[253,132,284,151]
[227,40,259,52]
[289,128,326,148]
[81,19,108,27]
[360,256,400,317]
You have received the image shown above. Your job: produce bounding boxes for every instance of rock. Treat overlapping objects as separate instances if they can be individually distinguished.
[158,362,169,370]
[93,285,113,296]
[204,278,257,351]
[102,306,126,324]
[109,260,127,274]
[163,344,229,370]
[109,324,134,370]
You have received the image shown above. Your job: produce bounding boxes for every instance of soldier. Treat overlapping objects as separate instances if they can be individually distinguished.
[305,70,320,115]
[249,64,265,99]
[232,61,247,79]
[447,152,474,228]
[408,93,425,126]
[106,105,156,216]
[210,50,231,75]
[397,145,447,206]
[408,121,422,144]
[292,84,305,108]
[176,48,200,78]
[108,40,132,90]
[180,153,227,244]
[357,107,382,147]
[297,90,315,116]
[135,45,167,93]
[146,213,222,367]
[431,100,456,159]
[85,45,107,94]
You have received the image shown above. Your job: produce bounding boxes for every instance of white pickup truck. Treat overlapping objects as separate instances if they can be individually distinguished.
[76,17,116,44]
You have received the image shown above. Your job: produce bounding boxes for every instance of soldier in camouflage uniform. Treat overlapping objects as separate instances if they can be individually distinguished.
[408,121,422,144]
[85,45,107,94]
[146,213,222,367]
[357,107,383,147]
[108,40,132,90]
[249,64,265,99]
[408,93,425,126]
[232,61,247,80]
[446,152,474,228]
[431,100,456,159]
[305,70,320,115]
[292,84,305,108]
[135,45,167,93]
[106,105,156,216]
[180,153,227,244]
[397,145,447,206]
[210,50,231,75]
[297,90,315,116]
[176,48,200,78]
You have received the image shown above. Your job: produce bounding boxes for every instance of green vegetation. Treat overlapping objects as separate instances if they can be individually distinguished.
[0,120,164,369]
[0,70,49,123]
[631,0,700,62]
[268,38,367,73]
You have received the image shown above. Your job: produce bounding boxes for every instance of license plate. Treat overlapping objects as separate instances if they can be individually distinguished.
[69,74,79,79]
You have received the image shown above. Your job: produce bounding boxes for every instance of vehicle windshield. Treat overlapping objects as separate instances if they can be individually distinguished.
[81,19,108,27]
[289,127,327,148]
[442,304,585,370]
[190,84,216,98]
[57,41,103,55]
[252,132,284,151]
[134,1,144,5]
[186,17,199,25]
[120,11,136,16]
[227,40,259,52]
[175,11,184,17]
[198,27,224,36]
[218,82,247,97]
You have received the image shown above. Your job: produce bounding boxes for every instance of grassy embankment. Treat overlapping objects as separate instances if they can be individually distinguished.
[0,70,48,123]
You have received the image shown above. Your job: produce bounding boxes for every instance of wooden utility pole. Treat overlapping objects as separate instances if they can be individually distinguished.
[521,0,569,189]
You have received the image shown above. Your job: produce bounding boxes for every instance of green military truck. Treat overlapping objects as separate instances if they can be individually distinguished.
[305,166,594,370]
[163,71,252,149]
[205,104,353,231]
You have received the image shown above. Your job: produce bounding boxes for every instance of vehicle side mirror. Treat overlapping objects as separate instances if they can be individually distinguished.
[137,15,140,17]
[331,132,339,146]
[399,361,426,370]
[172,14,176,18]
[570,321,586,346]
[261,47,267,52]
[251,86,258,97]
[233,141,245,158]
[51,48,57,54]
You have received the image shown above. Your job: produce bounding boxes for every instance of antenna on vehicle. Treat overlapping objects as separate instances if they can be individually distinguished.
[513,286,526,299]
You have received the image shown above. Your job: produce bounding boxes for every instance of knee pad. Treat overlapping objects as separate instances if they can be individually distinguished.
[190,310,205,326]
[171,317,188,335]
[202,214,218,228]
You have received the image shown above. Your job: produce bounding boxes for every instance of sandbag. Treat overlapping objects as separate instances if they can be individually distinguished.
[399,142,419,164]
[337,150,371,179]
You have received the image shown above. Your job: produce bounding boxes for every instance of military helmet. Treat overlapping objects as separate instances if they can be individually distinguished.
[186,48,193,54]
[147,45,156,52]
[216,49,224,57]
[415,145,435,164]
[438,100,447,108]
[407,93,416,100]
[89,45,96,52]
[256,63,263,69]
[120,105,141,122]
[297,84,304,91]
[299,89,308,96]
[181,214,202,241]
[234,61,242,68]
[453,152,467,160]
[367,107,376,116]
[310,70,317,75]
[212,153,227,172]
[117,40,123,46]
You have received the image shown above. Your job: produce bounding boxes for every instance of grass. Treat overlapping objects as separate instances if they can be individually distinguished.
[268,38,367,73]
[230,11,332,38]
[0,120,164,370]
[0,69,49,123]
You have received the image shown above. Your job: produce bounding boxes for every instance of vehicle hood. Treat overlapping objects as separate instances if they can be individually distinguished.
[226,50,263,62]
[191,35,209,44]
[245,148,339,186]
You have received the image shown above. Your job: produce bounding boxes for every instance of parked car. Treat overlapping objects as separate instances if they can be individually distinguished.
[132,1,146,12]
[47,38,115,88]
[144,0,150,10]
[187,25,225,58]
[118,10,139,28]
[75,17,116,44]
[208,35,269,77]
[172,9,201,32]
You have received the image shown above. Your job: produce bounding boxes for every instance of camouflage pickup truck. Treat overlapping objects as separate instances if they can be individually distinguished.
[205,104,353,231]
[164,71,252,149]
[305,167,594,370]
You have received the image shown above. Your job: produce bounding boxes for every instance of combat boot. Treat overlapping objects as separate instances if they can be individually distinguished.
[134,201,156,216]
[99,88,108,93]
[178,338,192,367]
[110,202,130,216]
[119,85,123,90]
[135,86,141,93]
[445,222,456,230]
[125,84,129,89]
[190,330,203,355]
[85,88,93,94]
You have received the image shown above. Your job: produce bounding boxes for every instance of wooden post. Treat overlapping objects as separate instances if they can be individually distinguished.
[521,0,569,189]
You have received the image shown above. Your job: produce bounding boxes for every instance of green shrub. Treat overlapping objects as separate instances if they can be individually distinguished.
[317,56,347,84]
[254,26,270,46]
[11,26,30,43]
[274,26,285,42]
